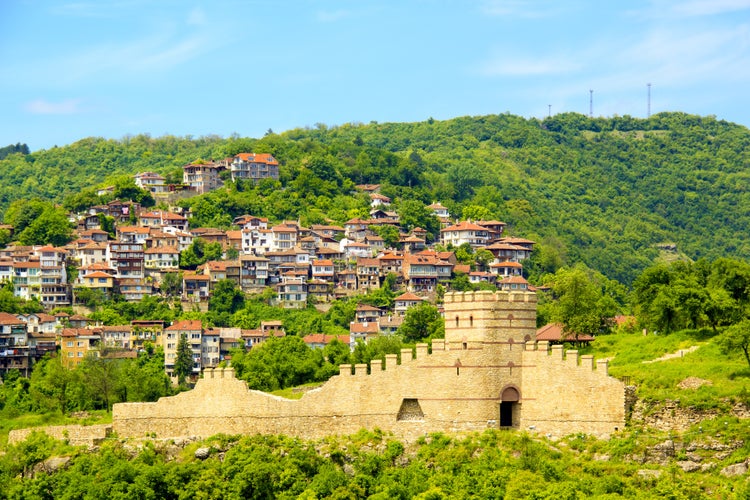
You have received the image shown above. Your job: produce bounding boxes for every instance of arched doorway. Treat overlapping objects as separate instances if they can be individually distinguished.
[499,386,520,428]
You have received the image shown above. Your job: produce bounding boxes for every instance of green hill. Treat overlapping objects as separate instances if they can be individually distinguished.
[2,112,749,284]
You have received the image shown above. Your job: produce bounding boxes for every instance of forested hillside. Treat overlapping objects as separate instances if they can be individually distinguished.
[2,112,749,284]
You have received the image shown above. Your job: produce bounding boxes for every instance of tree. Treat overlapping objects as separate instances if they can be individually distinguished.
[717,320,750,367]
[396,199,440,241]
[454,243,474,264]
[208,279,245,326]
[449,271,474,292]
[462,204,492,221]
[474,248,494,272]
[17,206,74,246]
[180,238,223,269]
[160,271,183,297]
[29,355,75,414]
[80,356,122,412]
[372,224,401,249]
[174,333,194,386]
[398,302,444,342]
[549,265,617,340]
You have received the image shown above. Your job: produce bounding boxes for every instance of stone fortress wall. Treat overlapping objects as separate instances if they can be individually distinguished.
[107,290,626,442]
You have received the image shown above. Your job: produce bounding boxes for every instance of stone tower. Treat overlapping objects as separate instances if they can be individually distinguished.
[443,290,537,427]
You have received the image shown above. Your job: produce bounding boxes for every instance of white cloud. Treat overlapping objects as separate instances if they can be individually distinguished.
[621,24,750,86]
[25,98,83,115]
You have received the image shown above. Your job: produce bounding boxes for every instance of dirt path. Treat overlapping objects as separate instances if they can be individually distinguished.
[642,345,701,364]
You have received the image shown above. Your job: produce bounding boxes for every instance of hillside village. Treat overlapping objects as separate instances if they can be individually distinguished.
[0,152,536,380]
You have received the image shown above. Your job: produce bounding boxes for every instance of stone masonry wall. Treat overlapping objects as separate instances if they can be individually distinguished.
[8,424,111,447]
[110,290,625,442]
[520,342,625,438]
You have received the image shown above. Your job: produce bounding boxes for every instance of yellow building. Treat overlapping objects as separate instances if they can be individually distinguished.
[60,328,101,369]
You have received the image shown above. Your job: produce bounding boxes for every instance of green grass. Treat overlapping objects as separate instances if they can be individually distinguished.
[586,329,750,410]
[270,382,325,400]
[0,410,111,449]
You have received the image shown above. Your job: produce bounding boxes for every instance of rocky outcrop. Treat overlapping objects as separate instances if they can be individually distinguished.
[629,399,750,433]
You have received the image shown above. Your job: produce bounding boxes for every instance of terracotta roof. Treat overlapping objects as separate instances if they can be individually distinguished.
[490,261,524,268]
[499,276,529,284]
[441,221,489,232]
[234,153,278,165]
[80,263,116,271]
[118,226,151,234]
[140,211,187,221]
[379,252,403,261]
[144,246,179,254]
[84,271,114,278]
[498,237,536,245]
[61,327,97,338]
[486,242,529,251]
[356,304,382,311]
[302,333,350,345]
[166,320,202,331]
[356,257,380,266]
[370,193,391,201]
[349,322,379,334]
[536,323,595,342]
[0,312,25,325]
[395,292,424,302]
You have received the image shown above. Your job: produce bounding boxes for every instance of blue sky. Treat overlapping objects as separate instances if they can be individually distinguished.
[2,0,750,152]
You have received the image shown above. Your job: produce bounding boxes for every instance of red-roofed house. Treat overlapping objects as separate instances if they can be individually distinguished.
[349,321,379,345]
[183,161,225,194]
[394,292,425,316]
[139,211,189,232]
[440,221,491,248]
[311,259,335,282]
[498,275,530,292]
[356,257,381,291]
[60,328,101,369]
[230,153,279,182]
[403,253,439,293]
[164,320,203,378]
[302,333,350,349]
[536,323,595,345]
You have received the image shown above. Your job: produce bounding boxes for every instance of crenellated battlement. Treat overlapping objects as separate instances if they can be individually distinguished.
[443,290,538,305]
[338,342,445,376]
[523,341,610,376]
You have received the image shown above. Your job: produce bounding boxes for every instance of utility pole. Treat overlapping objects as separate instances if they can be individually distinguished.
[647,83,652,118]
[548,104,551,118]
[589,89,593,118]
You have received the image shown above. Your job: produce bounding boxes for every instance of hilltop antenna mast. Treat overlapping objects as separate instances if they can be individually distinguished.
[548,104,551,118]
[589,89,593,118]
[647,83,652,118]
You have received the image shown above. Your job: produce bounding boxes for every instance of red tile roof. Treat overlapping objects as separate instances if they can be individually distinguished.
[235,153,278,165]
[536,323,595,342]
[166,320,202,331]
